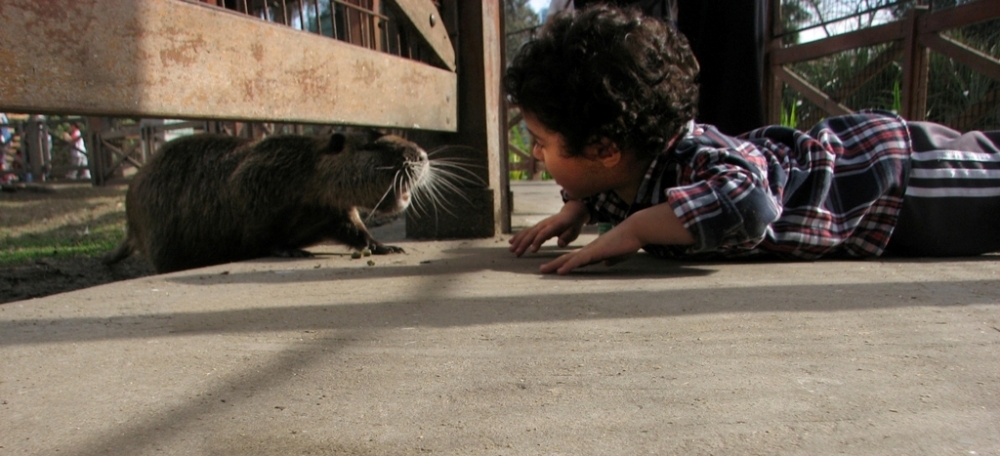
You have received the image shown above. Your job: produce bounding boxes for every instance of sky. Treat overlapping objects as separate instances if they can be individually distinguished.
[528,0,550,13]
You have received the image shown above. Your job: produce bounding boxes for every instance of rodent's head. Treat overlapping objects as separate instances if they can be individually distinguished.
[313,130,429,215]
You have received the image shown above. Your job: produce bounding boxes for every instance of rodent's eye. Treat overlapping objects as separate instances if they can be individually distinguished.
[325,133,347,155]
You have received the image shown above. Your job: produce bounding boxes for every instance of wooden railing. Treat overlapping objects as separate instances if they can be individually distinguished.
[0,0,507,236]
[766,0,1000,131]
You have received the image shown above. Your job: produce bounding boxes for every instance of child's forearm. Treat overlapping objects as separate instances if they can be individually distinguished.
[619,203,695,247]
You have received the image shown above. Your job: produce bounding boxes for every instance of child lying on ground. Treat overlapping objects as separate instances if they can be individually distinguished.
[505,4,1000,274]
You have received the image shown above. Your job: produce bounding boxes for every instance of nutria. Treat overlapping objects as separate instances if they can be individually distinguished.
[102,129,449,273]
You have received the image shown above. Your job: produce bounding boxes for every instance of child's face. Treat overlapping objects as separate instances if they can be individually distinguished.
[523,112,614,200]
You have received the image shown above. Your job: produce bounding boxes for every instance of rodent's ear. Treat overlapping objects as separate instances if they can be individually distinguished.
[326,133,347,155]
[364,128,385,142]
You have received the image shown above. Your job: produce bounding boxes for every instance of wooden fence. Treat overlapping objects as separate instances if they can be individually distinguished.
[1,0,507,236]
[765,0,1000,130]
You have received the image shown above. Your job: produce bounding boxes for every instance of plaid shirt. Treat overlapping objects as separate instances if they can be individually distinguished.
[578,111,912,259]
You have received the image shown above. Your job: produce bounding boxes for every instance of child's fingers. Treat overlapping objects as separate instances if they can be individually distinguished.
[509,223,543,249]
[556,252,601,274]
[601,253,633,267]
[539,249,596,274]
[538,252,572,274]
[509,229,535,255]
[528,224,562,253]
[556,225,581,248]
[510,223,554,256]
[509,227,532,247]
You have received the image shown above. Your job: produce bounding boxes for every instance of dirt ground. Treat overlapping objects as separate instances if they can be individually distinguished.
[0,253,154,304]
[0,182,156,304]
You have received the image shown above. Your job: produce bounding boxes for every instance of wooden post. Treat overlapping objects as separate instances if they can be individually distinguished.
[901,5,930,121]
[405,0,508,238]
[23,117,48,182]
[763,0,784,125]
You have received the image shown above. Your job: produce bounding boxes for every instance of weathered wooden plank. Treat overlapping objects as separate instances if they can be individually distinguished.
[828,42,903,102]
[901,6,930,121]
[776,66,854,117]
[771,21,905,65]
[922,33,1000,84]
[390,0,456,71]
[0,0,457,131]
[922,0,1000,34]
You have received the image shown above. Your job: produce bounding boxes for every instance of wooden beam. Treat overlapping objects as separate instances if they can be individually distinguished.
[921,33,1000,84]
[405,1,505,237]
[390,0,457,71]
[901,6,930,121]
[771,21,905,65]
[763,0,784,125]
[0,0,457,131]
[828,42,903,103]
[922,0,1000,34]
[775,66,854,117]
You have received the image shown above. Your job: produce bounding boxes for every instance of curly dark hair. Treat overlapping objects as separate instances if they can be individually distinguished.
[504,4,699,159]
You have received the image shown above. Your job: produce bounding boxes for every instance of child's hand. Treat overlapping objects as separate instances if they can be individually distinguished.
[538,203,695,274]
[510,200,590,256]
[539,222,643,274]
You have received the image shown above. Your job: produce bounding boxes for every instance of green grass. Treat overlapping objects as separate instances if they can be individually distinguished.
[0,224,124,267]
[0,185,129,267]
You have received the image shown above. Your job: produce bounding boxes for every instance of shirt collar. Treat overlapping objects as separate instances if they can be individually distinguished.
[633,120,694,208]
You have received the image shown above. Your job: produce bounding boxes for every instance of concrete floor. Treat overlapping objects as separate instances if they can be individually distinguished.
[2,180,999,455]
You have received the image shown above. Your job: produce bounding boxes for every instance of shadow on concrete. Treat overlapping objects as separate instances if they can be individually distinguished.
[159,245,719,284]
[6,249,999,456]
[4,276,998,348]
[7,253,1000,455]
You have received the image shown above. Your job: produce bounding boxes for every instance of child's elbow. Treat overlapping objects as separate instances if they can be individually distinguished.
[738,196,781,241]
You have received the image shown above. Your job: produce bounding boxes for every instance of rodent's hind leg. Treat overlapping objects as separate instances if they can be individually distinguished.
[270,248,314,258]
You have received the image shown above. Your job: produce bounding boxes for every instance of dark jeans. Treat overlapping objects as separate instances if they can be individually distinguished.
[886,122,1000,256]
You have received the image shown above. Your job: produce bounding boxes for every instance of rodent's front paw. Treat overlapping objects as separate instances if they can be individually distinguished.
[370,243,405,254]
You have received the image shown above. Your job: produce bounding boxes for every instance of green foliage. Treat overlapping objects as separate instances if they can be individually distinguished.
[780,101,799,128]
[509,122,530,156]
[505,0,541,59]
[504,0,544,180]
[508,121,532,181]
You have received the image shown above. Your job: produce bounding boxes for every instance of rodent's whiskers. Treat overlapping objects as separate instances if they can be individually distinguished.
[366,179,398,224]
[367,151,486,223]
[427,144,482,156]
[407,157,485,220]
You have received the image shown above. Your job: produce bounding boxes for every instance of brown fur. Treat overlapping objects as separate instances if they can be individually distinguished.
[102,130,428,273]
